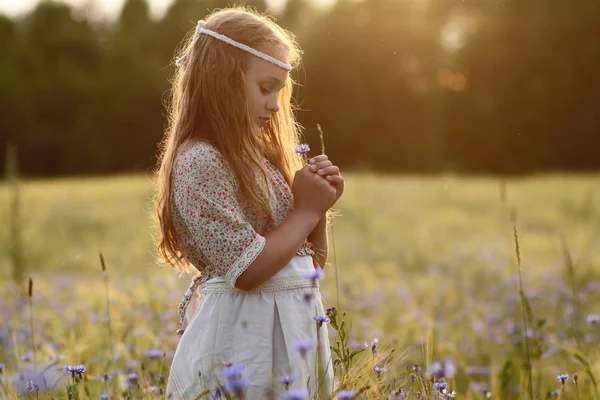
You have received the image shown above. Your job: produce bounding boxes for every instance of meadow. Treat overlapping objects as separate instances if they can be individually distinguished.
[1,172,599,399]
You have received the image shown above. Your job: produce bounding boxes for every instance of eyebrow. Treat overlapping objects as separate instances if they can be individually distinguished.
[262,76,286,87]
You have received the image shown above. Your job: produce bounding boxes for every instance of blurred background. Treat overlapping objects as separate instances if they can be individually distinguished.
[1,0,599,177]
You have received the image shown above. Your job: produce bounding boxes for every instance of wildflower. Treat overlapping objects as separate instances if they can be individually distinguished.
[100,394,110,400]
[0,363,4,373]
[373,366,386,374]
[291,339,316,359]
[574,373,579,383]
[294,144,310,154]
[303,268,324,282]
[283,388,309,400]
[143,386,160,394]
[390,388,408,399]
[27,379,39,394]
[433,377,448,391]
[337,389,356,399]
[313,315,330,328]
[586,314,600,324]
[146,349,163,360]
[63,364,86,379]
[219,364,248,396]
[549,389,560,397]
[429,358,456,379]
[556,374,569,384]
[278,375,295,389]
[126,372,139,387]
[21,352,33,362]
[211,386,223,399]
[365,338,379,354]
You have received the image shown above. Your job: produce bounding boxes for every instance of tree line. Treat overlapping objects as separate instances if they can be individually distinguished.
[1,0,599,177]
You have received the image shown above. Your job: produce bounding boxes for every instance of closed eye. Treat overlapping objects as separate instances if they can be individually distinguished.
[260,86,270,95]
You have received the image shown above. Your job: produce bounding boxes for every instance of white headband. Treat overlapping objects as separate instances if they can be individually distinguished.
[176,20,292,71]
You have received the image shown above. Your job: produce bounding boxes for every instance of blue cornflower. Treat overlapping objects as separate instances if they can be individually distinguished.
[278,375,295,389]
[313,315,330,328]
[219,364,248,396]
[21,352,33,362]
[146,349,163,360]
[143,386,160,394]
[126,372,139,387]
[100,394,110,400]
[64,364,86,379]
[291,339,316,358]
[586,314,600,324]
[550,389,560,397]
[27,380,39,394]
[211,386,223,399]
[0,363,4,373]
[283,388,309,400]
[556,374,569,384]
[372,366,386,374]
[433,377,448,391]
[365,338,379,354]
[303,268,324,282]
[337,389,356,399]
[294,144,310,154]
[219,364,246,380]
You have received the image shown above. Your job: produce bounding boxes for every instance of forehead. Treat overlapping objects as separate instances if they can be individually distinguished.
[246,48,290,83]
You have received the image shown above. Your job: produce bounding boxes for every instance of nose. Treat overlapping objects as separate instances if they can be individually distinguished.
[266,96,280,113]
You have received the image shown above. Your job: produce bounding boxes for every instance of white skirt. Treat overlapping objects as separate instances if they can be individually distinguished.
[165,256,334,399]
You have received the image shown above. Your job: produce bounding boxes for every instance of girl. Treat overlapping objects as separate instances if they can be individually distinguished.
[154,7,344,399]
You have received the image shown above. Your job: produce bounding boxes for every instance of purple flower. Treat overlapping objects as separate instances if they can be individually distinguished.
[313,315,330,328]
[146,349,163,360]
[294,144,310,154]
[556,374,569,384]
[303,268,324,282]
[143,386,160,394]
[0,363,4,373]
[428,358,456,379]
[27,380,39,394]
[586,314,599,324]
[372,366,386,374]
[550,389,560,397]
[365,338,378,354]
[100,394,110,400]
[211,386,223,399]
[433,377,448,391]
[126,372,139,387]
[219,364,248,396]
[64,364,86,379]
[291,339,316,358]
[219,364,246,380]
[278,375,295,389]
[21,352,33,362]
[337,389,356,399]
[283,388,309,400]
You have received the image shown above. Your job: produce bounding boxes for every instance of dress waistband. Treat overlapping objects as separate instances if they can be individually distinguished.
[176,274,320,335]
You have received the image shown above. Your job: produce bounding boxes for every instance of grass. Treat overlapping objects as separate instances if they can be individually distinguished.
[0,172,599,399]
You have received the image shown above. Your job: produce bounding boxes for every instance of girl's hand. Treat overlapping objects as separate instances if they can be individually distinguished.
[308,155,344,206]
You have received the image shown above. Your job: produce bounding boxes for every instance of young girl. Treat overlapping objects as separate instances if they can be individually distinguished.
[154,7,344,399]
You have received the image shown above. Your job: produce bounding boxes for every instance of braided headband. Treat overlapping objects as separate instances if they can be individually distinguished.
[176,20,292,71]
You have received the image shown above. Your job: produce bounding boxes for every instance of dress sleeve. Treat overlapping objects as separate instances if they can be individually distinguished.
[172,145,266,287]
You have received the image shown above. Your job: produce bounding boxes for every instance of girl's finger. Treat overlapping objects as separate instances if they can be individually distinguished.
[325,175,344,185]
[315,166,340,176]
[308,155,329,164]
[309,160,332,171]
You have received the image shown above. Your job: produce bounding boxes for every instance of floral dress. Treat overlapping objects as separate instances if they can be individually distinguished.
[165,142,333,399]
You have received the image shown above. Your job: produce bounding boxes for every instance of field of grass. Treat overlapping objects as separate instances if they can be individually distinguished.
[1,172,599,399]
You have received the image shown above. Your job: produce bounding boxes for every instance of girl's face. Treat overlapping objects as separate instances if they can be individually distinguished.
[244,49,289,129]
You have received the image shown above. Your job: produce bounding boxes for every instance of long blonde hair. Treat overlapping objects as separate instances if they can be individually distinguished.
[154,6,305,273]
